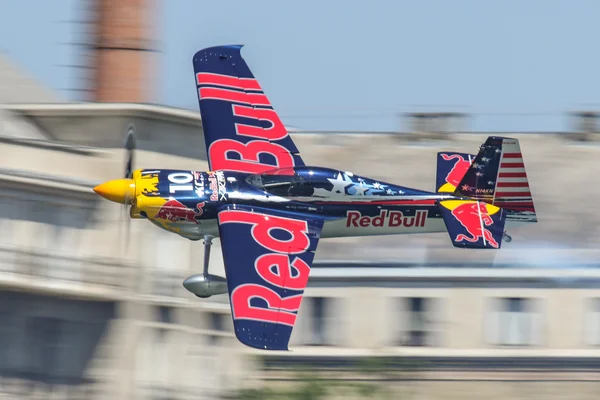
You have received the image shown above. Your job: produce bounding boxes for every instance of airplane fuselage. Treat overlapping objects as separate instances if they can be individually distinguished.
[129,166,458,241]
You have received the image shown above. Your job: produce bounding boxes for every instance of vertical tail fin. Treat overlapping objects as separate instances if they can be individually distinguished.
[436,152,476,193]
[454,136,537,223]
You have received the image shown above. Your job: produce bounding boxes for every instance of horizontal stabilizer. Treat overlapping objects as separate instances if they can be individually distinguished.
[439,200,506,249]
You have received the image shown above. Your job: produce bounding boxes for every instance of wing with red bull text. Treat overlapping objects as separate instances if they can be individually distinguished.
[438,200,507,249]
[193,45,304,174]
[217,204,324,350]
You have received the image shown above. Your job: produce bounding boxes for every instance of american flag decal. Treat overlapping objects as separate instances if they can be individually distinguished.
[492,140,536,214]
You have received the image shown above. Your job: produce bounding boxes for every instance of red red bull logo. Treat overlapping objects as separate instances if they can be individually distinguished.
[346,210,427,228]
[219,210,312,327]
[440,153,472,191]
[154,199,206,224]
[451,202,498,248]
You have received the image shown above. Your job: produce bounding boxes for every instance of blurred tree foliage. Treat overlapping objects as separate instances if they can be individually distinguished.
[231,357,421,400]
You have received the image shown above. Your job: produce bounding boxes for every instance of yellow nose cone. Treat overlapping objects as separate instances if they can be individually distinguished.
[93,179,136,204]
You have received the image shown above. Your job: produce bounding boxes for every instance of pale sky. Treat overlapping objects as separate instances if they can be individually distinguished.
[1,0,599,132]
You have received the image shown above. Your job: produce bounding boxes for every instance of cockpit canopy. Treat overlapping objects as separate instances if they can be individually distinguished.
[246,167,315,197]
[245,166,367,197]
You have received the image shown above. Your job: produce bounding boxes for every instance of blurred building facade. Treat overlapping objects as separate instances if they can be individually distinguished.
[1,0,599,398]
[3,16,600,394]
[0,98,599,399]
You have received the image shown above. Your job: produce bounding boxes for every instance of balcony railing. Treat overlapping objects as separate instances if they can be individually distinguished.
[136,269,230,304]
[0,245,233,303]
[0,245,136,294]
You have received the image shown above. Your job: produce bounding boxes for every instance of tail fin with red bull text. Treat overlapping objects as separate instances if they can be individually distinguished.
[439,200,507,249]
[436,152,475,193]
[453,137,537,223]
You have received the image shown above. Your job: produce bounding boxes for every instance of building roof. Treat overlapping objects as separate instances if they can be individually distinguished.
[1,102,202,124]
[0,108,50,140]
[0,103,208,160]
[0,52,64,104]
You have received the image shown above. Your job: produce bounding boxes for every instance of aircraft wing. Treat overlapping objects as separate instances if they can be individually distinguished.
[217,204,323,350]
[193,45,304,173]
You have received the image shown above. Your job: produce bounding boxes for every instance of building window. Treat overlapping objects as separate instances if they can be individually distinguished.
[584,298,600,346]
[397,297,439,347]
[157,306,172,324]
[27,317,63,376]
[293,296,343,347]
[207,312,225,346]
[310,297,327,345]
[209,312,224,332]
[486,297,542,346]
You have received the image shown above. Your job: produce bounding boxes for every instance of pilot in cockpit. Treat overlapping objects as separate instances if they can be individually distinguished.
[246,170,314,197]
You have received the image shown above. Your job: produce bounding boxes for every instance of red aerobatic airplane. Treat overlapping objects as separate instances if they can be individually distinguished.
[93,45,537,350]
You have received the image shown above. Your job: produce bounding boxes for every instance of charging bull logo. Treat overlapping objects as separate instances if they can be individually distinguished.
[439,154,472,192]
[154,199,206,224]
[451,202,499,248]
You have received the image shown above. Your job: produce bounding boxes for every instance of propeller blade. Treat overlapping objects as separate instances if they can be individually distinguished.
[121,123,136,254]
[116,203,130,256]
[124,123,136,179]
[123,204,131,253]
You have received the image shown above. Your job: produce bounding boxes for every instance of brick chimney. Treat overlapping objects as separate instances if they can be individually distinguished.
[92,0,155,103]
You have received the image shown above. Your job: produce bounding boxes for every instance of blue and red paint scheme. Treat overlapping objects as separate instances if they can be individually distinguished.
[93,45,537,351]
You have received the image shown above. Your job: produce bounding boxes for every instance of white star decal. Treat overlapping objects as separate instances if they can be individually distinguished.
[327,173,353,194]
[481,157,490,162]
[373,182,382,190]
[386,189,395,195]
[353,184,368,196]
[476,172,483,177]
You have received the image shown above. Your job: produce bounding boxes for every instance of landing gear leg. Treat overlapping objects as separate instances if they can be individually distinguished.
[182,234,227,298]
[503,231,512,243]
[193,234,214,298]
[202,234,213,276]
